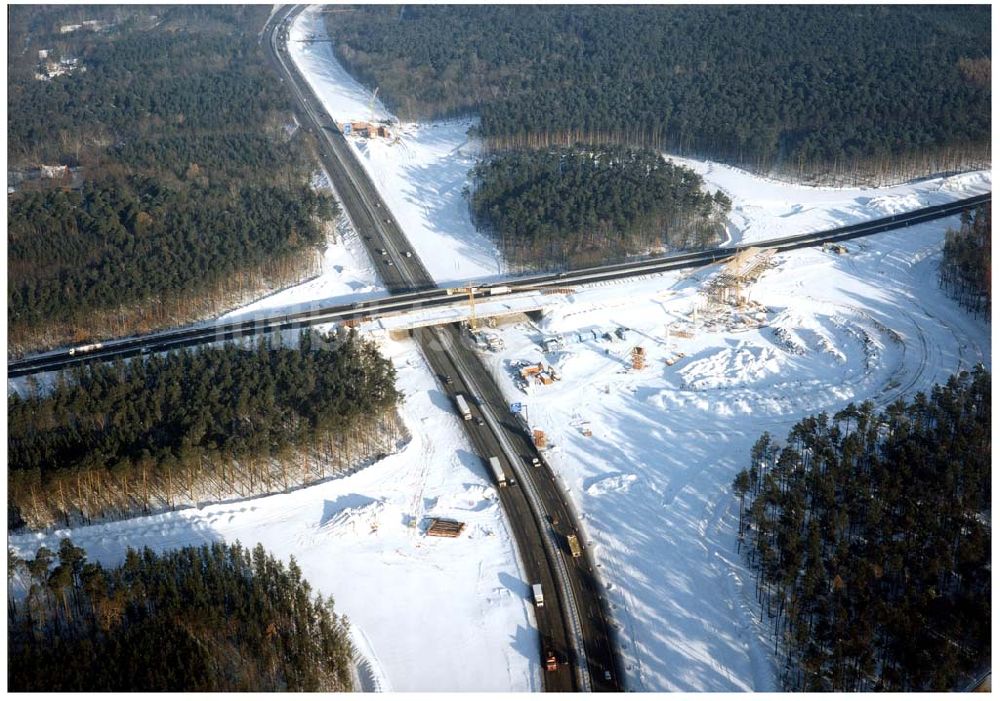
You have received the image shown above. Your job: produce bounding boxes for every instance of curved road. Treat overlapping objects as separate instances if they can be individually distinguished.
[6,5,991,694]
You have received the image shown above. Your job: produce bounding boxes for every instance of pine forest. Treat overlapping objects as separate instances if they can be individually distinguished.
[469,146,730,270]
[8,540,354,691]
[7,6,334,353]
[939,204,991,319]
[732,368,991,691]
[8,332,403,531]
[325,5,990,183]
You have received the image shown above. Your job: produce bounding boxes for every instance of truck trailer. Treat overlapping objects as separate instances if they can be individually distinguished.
[567,533,582,558]
[532,583,544,607]
[488,456,508,487]
[454,393,472,421]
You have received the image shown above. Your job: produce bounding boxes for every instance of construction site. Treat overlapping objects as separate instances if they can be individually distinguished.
[695,246,776,332]
[423,517,466,538]
[335,87,395,139]
[338,120,393,139]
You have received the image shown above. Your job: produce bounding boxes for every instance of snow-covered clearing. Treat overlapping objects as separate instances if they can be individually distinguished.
[476,214,990,691]
[9,338,539,692]
[669,154,992,247]
[9,4,991,693]
[289,6,503,285]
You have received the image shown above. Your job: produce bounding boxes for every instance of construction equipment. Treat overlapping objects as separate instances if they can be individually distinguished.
[426,518,465,537]
[533,429,547,449]
[446,284,481,331]
[664,352,686,367]
[631,346,646,370]
[368,86,379,122]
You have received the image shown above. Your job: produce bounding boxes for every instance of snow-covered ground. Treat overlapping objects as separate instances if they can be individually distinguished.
[669,154,992,247]
[474,216,990,691]
[10,5,991,694]
[9,339,539,693]
[289,6,503,285]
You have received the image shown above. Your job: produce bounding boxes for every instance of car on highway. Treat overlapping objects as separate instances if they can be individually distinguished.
[380,248,388,255]
[474,416,485,426]
[386,260,394,266]
[604,670,612,682]
[442,375,453,385]
[403,250,413,257]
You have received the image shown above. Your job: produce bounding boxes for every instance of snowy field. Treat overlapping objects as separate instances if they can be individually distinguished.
[8,5,991,694]
[668,155,993,248]
[289,7,503,285]
[9,339,539,693]
[475,217,990,691]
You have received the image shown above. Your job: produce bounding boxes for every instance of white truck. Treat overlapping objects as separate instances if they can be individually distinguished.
[532,583,544,607]
[455,393,472,421]
[488,456,507,488]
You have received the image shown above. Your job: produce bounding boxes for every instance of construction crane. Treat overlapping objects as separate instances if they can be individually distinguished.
[369,87,379,123]
[446,283,577,332]
[445,284,481,331]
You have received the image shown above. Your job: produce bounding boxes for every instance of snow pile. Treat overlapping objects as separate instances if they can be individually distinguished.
[935,170,992,193]
[432,483,497,513]
[769,325,808,356]
[863,193,925,216]
[586,473,639,497]
[679,343,786,390]
[318,494,386,536]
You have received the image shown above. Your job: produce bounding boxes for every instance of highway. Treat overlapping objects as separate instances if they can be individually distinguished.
[265,5,614,691]
[430,324,621,691]
[416,327,578,690]
[265,4,433,294]
[6,5,991,693]
[8,191,990,378]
